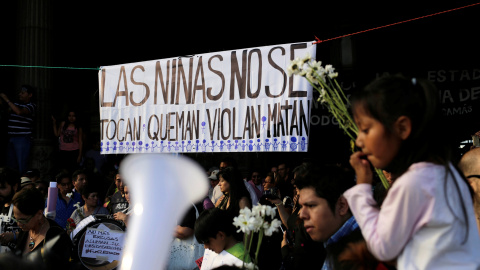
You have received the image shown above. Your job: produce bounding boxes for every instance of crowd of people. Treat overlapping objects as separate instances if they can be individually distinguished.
[0,74,479,270]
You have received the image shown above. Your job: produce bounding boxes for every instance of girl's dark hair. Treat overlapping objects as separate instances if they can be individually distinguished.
[194,208,239,244]
[12,187,45,215]
[62,110,81,132]
[352,74,473,243]
[351,74,444,176]
[217,167,251,214]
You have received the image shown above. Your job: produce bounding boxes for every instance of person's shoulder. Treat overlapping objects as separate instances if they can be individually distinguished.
[98,207,109,214]
[24,102,36,111]
[212,184,222,194]
[111,191,121,198]
[395,162,439,193]
[111,191,126,202]
[47,218,66,232]
[403,162,442,182]
[46,218,73,249]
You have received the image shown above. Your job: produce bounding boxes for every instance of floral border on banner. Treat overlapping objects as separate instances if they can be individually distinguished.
[100,137,308,153]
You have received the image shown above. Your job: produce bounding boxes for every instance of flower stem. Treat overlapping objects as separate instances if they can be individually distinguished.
[254,229,264,266]
[375,168,390,189]
[245,231,254,266]
[301,67,389,189]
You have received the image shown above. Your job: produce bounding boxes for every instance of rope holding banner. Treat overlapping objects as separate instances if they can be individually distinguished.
[312,2,480,44]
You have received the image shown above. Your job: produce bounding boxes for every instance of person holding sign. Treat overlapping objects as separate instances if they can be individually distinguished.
[6,188,71,266]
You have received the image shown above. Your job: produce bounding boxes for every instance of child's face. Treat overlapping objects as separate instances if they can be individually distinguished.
[203,232,226,254]
[68,112,76,123]
[353,106,402,170]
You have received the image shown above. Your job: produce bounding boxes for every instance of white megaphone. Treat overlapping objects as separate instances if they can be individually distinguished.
[118,153,208,270]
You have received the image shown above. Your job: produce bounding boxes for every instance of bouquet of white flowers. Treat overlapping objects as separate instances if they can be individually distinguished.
[232,204,282,269]
[288,54,390,189]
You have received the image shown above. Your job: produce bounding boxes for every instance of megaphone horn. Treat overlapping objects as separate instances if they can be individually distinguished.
[119,153,208,270]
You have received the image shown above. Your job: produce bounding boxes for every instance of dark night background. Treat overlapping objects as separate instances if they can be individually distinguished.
[1,1,479,173]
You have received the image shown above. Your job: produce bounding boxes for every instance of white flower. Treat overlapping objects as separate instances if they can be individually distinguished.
[265,205,276,219]
[242,262,258,270]
[311,61,326,80]
[263,219,282,236]
[300,53,312,64]
[239,207,253,219]
[251,215,264,232]
[306,68,320,84]
[233,208,263,234]
[295,53,312,69]
[66,192,73,198]
[232,215,248,233]
[73,202,81,210]
[318,88,327,104]
[252,204,265,218]
[252,204,276,219]
[233,214,252,234]
[325,64,338,78]
[298,69,307,77]
[320,88,326,98]
[287,58,303,77]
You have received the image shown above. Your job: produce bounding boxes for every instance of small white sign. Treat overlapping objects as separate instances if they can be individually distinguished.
[81,226,125,261]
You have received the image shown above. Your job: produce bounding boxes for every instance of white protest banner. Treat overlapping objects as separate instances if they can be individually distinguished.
[82,226,125,261]
[98,42,316,154]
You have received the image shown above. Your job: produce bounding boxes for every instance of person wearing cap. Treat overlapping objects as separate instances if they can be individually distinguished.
[209,169,223,205]
[19,176,35,190]
[24,168,40,183]
[0,85,37,175]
